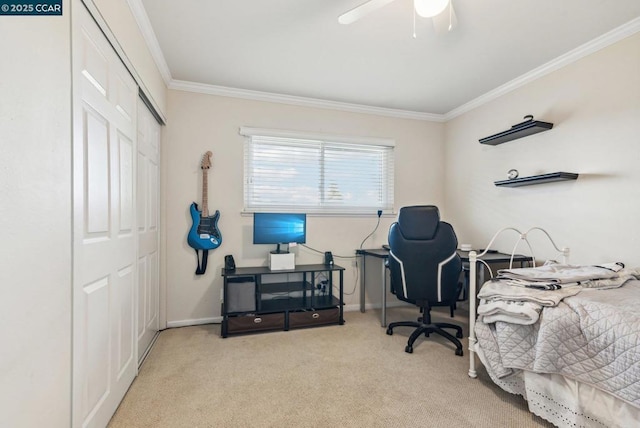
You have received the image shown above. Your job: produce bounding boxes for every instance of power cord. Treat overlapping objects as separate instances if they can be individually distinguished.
[301,210,384,297]
[347,210,383,296]
[300,244,357,260]
[300,243,360,296]
[359,210,383,249]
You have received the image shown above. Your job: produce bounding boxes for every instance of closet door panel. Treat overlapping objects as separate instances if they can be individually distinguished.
[115,264,135,378]
[82,277,109,419]
[72,4,138,427]
[119,133,134,233]
[84,107,110,236]
[136,97,161,364]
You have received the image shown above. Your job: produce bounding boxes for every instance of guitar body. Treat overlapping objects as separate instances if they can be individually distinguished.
[188,202,222,250]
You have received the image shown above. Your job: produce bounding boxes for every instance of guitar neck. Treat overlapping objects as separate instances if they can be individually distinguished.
[202,168,209,217]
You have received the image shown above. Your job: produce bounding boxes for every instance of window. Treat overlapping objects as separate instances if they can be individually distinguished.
[241,127,394,214]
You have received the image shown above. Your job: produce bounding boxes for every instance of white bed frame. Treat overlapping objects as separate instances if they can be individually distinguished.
[467,226,570,378]
[466,227,640,427]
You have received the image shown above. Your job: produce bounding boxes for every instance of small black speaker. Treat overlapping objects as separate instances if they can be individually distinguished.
[324,251,334,266]
[224,255,236,271]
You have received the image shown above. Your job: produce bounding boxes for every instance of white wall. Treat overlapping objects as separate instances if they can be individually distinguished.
[163,90,445,325]
[0,9,72,428]
[444,33,640,266]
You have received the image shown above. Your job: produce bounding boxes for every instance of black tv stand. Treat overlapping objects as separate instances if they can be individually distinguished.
[221,264,345,337]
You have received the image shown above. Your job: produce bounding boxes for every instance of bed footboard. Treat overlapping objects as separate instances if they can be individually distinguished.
[468,227,569,378]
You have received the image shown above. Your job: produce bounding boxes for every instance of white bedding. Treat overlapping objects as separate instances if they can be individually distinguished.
[479,280,582,306]
[496,263,624,285]
[476,265,639,325]
[477,299,542,325]
[476,345,640,428]
[475,279,640,409]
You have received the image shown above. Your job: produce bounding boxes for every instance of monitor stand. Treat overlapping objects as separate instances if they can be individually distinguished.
[271,243,289,254]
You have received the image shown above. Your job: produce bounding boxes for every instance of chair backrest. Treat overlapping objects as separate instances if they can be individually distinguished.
[388,205,461,303]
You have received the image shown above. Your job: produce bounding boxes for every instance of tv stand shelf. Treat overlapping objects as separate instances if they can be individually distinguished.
[221,264,345,337]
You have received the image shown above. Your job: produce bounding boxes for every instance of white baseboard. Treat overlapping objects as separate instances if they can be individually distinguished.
[166,316,222,328]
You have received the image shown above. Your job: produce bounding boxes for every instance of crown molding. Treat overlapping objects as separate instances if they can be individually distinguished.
[444,16,640,121]
[169,79,446,122]
[126,0,173,85]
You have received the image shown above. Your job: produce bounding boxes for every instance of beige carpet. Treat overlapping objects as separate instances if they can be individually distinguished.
[109,306,553,427]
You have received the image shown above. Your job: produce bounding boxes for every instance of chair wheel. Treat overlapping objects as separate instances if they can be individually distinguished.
[456,331,463,339]
[386,328,393,335]
[455,348,463,357]
[405,345,413,353]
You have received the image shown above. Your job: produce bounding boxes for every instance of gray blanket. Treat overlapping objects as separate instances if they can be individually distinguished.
[476,279,640,408]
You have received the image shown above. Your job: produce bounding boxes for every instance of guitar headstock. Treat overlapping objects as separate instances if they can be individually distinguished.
[201,151,213,170]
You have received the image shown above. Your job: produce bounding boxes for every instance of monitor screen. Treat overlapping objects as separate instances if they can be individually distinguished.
[253,213,306,245]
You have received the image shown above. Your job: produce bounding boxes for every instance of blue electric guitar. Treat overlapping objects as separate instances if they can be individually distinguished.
[188,151,221,274]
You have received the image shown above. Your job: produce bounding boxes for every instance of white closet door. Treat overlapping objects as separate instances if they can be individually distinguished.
[72,4,138,427]
[136,98,160,364]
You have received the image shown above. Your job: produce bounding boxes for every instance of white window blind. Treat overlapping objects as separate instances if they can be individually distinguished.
[241,128,394,214]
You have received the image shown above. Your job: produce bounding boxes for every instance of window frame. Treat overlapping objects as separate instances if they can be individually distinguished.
[240,127,395,216]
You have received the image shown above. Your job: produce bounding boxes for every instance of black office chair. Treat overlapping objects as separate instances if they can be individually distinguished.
[386,206,464,356]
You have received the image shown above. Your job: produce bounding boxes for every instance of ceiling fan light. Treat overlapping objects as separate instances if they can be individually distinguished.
[414,0,449,18]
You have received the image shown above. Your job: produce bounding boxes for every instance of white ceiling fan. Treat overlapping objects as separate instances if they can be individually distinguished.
[338,0,457,35]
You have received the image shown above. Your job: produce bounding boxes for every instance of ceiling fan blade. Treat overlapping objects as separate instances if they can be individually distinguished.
[338,0,397,25]
[433,1,457,34]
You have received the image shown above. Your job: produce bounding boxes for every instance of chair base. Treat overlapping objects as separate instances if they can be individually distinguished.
[386,321,464,356]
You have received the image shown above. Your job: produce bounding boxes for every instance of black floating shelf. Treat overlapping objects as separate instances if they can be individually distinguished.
[494,172,579,188]
[480,118,553,145]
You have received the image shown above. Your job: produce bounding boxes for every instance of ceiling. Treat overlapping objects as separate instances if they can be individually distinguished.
[138,0,640,116]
